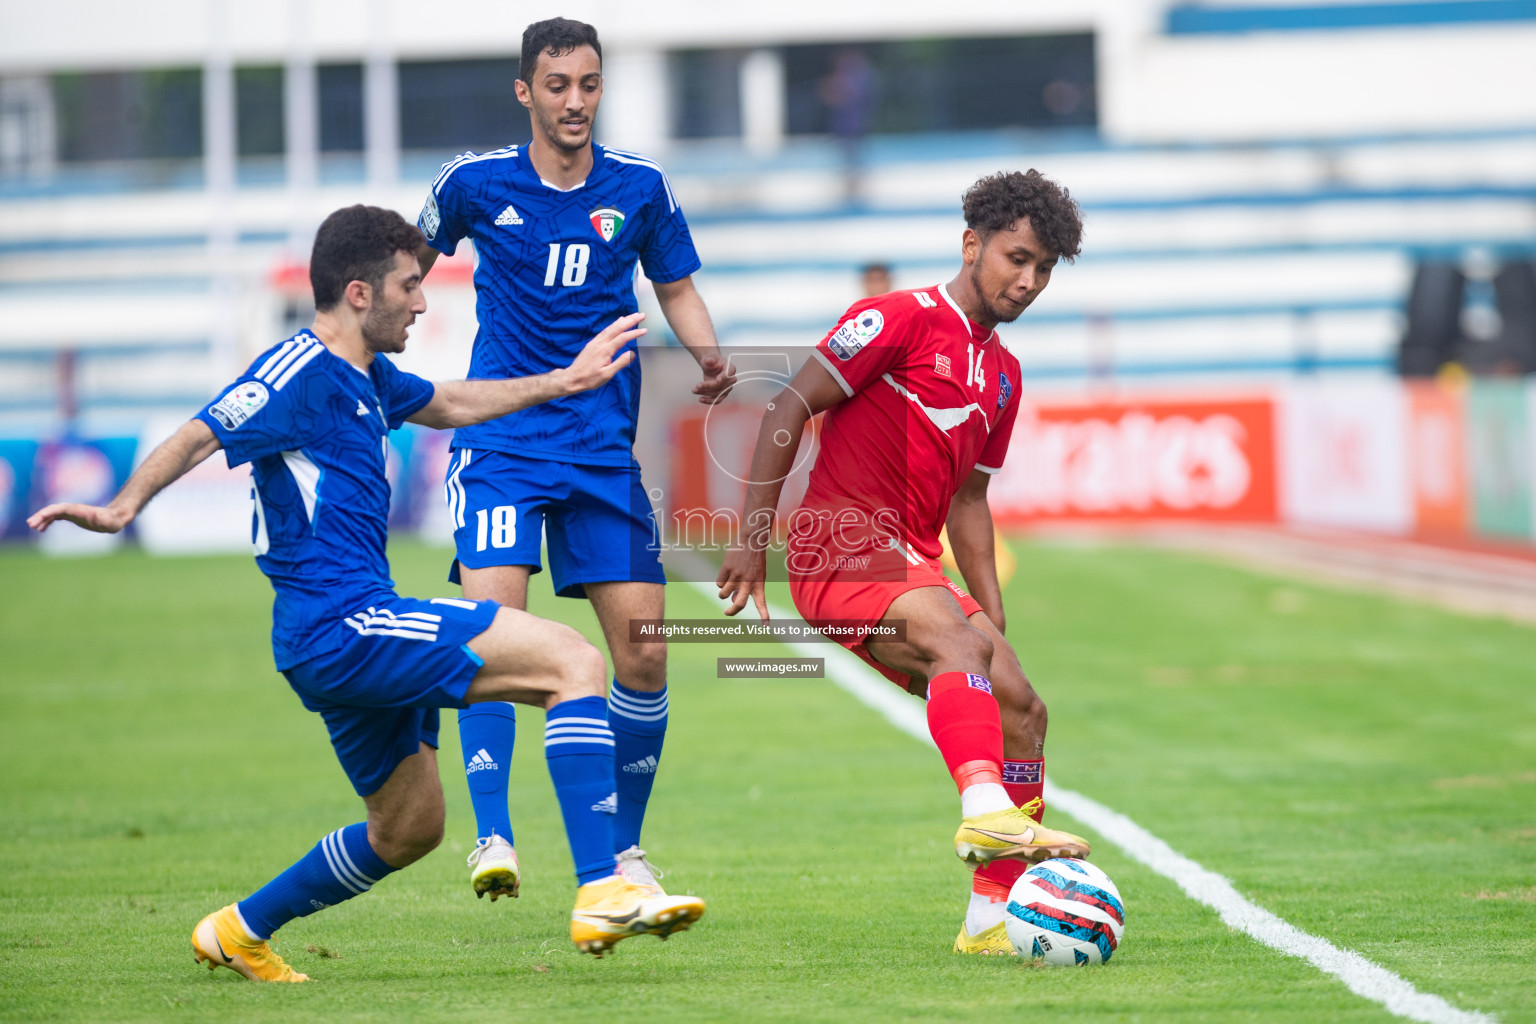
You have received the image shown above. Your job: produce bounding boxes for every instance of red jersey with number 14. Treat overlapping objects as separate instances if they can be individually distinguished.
[801,284,1021,560]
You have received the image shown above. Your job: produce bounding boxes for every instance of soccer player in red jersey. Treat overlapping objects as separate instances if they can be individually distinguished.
[717,170,1090,955]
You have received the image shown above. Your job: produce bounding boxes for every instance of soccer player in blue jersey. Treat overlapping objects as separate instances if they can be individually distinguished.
[28,205,704,980]
[415,18,731,903]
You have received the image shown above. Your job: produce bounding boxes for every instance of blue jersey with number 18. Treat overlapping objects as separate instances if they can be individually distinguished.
[419,143,701,467]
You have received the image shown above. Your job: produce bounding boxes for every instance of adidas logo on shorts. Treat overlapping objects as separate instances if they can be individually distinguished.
[621,755,658,775]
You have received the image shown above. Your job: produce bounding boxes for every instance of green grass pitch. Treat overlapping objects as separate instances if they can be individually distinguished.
[2,538,1533,1022]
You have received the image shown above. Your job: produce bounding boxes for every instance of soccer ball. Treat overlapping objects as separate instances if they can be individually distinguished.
[1004,858,1125,965]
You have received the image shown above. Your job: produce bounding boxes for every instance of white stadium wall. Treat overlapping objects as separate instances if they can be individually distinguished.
[6,1,1535,146]
[1105,22,1536,142]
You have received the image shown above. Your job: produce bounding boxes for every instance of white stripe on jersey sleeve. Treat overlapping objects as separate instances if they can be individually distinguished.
[258,336,316,385]
[810,348,856,397]
[271,343,324,391]
[253,339,300,380]
[604,149,679,212]
[432,145,519,195]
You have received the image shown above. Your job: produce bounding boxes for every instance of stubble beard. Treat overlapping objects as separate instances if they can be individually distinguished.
[970,264,1025,326]
[361,303,408,355]
[539,107,591,153]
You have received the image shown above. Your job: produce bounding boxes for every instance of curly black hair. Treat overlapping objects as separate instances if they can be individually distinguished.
[962,170,1083,261]
[309,205,424,311]
[521,18,602,83]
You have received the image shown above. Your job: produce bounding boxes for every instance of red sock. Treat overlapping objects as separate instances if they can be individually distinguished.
[925,672,1004,793]
[972,759,1046,898]
[974,859,1025,897]
[971,867,1014,902]
[1003,758,1045,819]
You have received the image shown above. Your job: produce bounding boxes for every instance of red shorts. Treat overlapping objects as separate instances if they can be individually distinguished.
[787,521,982,689]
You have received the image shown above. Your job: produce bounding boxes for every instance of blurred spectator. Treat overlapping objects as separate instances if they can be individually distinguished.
[860,262,892,298]
[819,48,877,204]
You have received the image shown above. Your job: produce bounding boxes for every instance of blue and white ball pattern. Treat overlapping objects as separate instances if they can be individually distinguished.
[1004,858,1126,965]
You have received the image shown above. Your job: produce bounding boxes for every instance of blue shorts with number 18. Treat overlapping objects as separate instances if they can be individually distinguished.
[444,449,666,598]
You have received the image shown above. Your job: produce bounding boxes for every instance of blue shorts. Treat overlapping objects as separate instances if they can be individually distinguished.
[283,595,501,797]
[444,449,666,598]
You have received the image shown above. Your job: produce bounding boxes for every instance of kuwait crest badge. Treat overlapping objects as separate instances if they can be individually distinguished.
[589,207,625,242]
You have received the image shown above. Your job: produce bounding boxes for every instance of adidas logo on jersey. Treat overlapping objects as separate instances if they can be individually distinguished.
[466,748,499,774]
[913,291,938,308]
[622,755,659,775]
[591,792,618,814]
[494,205,524,226]
[356,399,370,416]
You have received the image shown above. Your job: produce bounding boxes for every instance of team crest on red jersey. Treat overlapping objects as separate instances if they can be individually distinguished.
[934,354,952,377]
[589,207,626,242]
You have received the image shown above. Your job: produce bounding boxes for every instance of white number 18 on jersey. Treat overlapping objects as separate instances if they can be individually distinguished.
[544,243,590,288]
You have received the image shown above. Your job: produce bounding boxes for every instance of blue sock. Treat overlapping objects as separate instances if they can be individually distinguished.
[544,696,617,885]
[237,823,395,940]
[458,702,515,843]
[607,679,668,853]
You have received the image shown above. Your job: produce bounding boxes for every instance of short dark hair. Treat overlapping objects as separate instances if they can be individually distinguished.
[520,18,602,83]
[309,205,424,311]
[962,170,1083,261]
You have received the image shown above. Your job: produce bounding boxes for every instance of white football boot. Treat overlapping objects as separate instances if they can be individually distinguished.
[614,845,666,895]
[467,834,520,901]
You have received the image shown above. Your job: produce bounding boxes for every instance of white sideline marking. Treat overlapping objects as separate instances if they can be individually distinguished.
[686,580,1495,1024]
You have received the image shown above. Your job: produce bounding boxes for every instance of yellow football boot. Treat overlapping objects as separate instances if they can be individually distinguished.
[191,905,309,983]
[467,834,520,901]
[569,875,705,957]
[954,805,1091,866]
[954,920,1017,956]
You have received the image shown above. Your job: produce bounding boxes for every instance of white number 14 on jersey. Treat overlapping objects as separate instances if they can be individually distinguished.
[967,343,986,390]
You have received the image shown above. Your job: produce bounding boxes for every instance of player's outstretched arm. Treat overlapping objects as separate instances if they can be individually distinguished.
[716,357,849,621]
[946,469,1006,632]
[653,276,735,405]
[27,418,223,535]
[409,313,645,429]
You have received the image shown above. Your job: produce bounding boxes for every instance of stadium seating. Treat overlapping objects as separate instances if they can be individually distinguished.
[1,127,1533,431]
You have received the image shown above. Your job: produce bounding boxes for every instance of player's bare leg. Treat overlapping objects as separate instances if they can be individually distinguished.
[459,564,532,611]
[454,563,532,900]
[958,612,1052,953]
[364,742,447,868]
[865,584,993,687]
[866,586,1087,869]
[585,581,667,693]
[968,613,1048,765]
[463,604,608,707]
[587,581,675,893]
